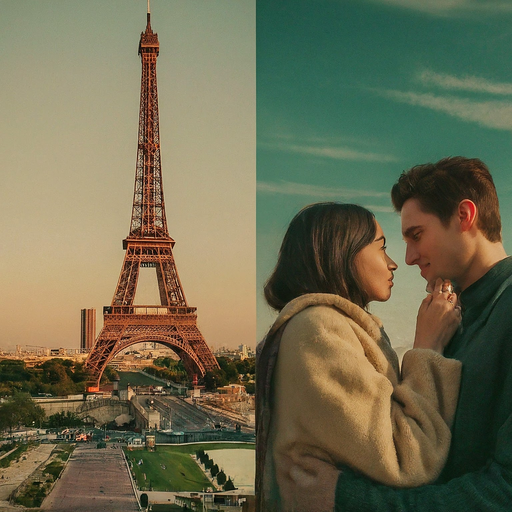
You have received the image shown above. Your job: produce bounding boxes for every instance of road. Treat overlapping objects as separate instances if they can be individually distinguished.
[153,396,215,431]
[153,396,253,433]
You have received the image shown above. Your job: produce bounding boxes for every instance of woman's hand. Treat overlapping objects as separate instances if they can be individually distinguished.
[413,278,461,354]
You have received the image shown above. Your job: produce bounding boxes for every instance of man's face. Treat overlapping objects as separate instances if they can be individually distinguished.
[401,198,464,289]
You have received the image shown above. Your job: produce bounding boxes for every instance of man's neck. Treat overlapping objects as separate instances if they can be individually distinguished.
[458,242,508,291]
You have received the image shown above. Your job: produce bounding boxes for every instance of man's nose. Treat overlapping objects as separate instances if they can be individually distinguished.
[404,244,418,266]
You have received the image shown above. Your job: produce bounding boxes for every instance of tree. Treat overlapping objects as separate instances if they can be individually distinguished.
[0,360,30,383]
[0,359,88,396]
[216,470,226,486]
[47,411,82,428]
[37,359,86,396]
[145,362,187,384]
[0,393,46,434]
[71,362,89,384]
[101,365,119,383]
[203,369,228,392]
[153,357,173,368]
[32,404,46,429]
[0,401,22,433]
[210,464,219,477]
[235,357,255,377]
[224,478,235,491]
[217,357,239,383]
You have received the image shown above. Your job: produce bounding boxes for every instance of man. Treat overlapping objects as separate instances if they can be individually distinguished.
[290,156,512,511]
[331,156,512,510]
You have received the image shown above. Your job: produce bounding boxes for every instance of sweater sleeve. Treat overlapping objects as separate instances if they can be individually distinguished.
[334,335,512,511]
[335,440,512,511]
[274,306,461,488]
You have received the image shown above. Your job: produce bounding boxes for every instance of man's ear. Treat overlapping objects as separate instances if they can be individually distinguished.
[458,199,477,232]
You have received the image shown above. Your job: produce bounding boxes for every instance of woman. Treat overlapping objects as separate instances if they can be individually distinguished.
[256,203,461,512]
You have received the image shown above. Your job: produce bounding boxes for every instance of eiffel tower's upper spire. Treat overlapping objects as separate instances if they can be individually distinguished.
[130,3,165,240]
[139,0,159,55]
[146,0,151,33]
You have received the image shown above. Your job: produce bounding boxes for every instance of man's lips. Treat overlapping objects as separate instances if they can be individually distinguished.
[419,263,430,278]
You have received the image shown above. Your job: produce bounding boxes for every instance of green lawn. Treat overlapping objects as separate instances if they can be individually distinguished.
[126,448,210,492]
[117,371,166,387]
[154,442,255,455]
[0,443,31,468]
[124,443,254,492]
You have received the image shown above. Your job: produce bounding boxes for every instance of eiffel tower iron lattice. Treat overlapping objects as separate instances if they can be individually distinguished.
[85,9,219,391]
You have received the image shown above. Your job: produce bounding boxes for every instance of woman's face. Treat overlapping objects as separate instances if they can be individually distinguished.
[354,221,398,303]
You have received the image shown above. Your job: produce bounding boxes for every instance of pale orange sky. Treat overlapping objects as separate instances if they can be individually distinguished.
[0,1,255,352]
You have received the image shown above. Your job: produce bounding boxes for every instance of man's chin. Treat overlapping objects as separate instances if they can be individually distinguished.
[424,276,458,294]
[425,279,436,293]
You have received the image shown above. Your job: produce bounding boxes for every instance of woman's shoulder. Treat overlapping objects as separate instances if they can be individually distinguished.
[271,293,352,326]
[272,293,382,340]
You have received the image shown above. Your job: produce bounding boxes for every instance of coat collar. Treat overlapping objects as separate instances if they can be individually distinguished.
[268,293,383,341]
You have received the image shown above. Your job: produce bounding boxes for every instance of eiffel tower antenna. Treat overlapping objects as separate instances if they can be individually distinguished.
[85,7,219,391]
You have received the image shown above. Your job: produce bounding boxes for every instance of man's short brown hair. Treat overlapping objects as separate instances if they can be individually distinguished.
[391,156,502,243]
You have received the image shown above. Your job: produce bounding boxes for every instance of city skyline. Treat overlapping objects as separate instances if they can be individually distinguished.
[257,0,512,351]
[0,1,255,352]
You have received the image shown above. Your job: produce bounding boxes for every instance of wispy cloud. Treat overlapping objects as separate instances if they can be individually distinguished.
[381,89,512,130]
[367,0,512,16]
[259,141,398,163]
[418,70,512,95]
[257,180,390,202]
[363,204,396,213]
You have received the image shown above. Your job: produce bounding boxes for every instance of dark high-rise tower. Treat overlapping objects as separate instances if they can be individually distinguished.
[85,7,219,391]
[80,309,96,351]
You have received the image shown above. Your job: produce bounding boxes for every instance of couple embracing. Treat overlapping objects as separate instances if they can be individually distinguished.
[256,156,512,511]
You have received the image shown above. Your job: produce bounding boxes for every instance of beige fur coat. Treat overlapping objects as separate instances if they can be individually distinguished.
[262,293,461,511]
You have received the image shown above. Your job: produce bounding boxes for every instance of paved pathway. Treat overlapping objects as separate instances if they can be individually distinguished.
[41,444,139,511]
[0,443,55,508]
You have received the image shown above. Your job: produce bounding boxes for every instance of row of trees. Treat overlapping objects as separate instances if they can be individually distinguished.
[196,449,235,491]
[46,411,83,428]
[0,393,88,433]
[149,355,256,393]
[0,353,254,396]
[203,357,255,393]
[0,359,117,396]
[146,358,188,384]
[0,393,45,433]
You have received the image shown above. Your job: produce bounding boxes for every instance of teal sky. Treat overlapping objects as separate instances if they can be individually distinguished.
[0,1,255,352]
[257,0,512,351]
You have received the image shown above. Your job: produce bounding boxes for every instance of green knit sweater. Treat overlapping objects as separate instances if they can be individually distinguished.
[335,256,512,511]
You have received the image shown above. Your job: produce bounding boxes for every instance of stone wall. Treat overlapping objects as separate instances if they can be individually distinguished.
[33,398,130,425]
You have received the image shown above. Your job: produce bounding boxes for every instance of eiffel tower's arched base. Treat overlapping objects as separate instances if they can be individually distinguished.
[84,310,219,391]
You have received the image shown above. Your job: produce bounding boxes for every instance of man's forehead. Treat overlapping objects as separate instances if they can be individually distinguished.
[400,199,435,235]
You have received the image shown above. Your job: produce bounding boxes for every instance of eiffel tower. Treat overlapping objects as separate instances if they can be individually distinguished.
[85,7,219,392]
